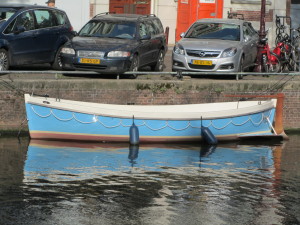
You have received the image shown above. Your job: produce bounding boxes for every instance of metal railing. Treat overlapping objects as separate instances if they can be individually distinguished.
[0,70,300,81]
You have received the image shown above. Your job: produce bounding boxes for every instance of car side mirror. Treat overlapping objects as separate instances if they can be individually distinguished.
[14,25,26,34]
[180,32,185,38]
[141,34,151,40]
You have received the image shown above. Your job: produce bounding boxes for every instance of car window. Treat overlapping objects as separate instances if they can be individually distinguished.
[34,9,56,28]
[246,23,258,37]
[145,20,157,36]
[185,22,240,41]
[243,24,253,41]
[52,10,67,26]
[139,22,148,38]
[4,11,35,34]
[79,20,136,39]
[0,7,17,21]
[152,18,164,33]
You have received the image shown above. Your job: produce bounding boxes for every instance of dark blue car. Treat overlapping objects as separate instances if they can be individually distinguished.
[60,13,167,78]
[0,4,74,71]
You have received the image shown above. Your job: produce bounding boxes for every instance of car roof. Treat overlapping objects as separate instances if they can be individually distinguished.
[195,18,246,26]
[92,13,157,22]
[0,3,53,10]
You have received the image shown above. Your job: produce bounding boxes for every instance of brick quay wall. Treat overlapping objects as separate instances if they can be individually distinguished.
[0,75,300,134]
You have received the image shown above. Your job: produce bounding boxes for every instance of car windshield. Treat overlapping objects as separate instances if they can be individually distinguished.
[185,23,240,41]
[0,7,17,21]
[79,20,136,39]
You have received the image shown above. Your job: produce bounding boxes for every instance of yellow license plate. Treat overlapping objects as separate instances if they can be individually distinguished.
[191,60,212,66]
[79,58,100,64]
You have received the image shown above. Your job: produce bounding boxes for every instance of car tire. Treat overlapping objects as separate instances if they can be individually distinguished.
[129,54,139,79]
[151,50,164,72]
[51,46,64,70]
[0,49,9,71]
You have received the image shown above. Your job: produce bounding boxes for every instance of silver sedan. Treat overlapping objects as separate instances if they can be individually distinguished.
[172,18,259,74]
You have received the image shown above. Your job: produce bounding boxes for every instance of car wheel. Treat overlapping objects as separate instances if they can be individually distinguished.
[51,46,63,70]
[0,49,9,71]
[151,50,164,72]
[129,54,139,79]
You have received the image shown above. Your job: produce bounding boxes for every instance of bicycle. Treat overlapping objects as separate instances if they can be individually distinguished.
[289,27,300,71]
[255,31,281,73]
[274,15,300,72]
[273,33,295,72]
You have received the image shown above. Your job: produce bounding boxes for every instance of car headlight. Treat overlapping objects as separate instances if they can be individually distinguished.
[107,51,131,58]
[221,47,237,58]
[61,47,75,55]
[173,44,185,55]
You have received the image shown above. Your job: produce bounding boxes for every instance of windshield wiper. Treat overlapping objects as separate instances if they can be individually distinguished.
[106,36,127,39]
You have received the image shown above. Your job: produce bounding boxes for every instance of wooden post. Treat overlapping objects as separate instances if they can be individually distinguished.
[274,93,288,139]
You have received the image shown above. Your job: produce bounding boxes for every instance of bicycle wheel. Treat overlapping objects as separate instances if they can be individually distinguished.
[288,48,299,71]
[292,37,300,71]
[268,52,281,73]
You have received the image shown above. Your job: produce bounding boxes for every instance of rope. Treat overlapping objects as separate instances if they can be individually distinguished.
[266,117,277,135]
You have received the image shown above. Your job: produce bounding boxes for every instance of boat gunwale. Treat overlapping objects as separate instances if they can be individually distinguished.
[24,94,277,121]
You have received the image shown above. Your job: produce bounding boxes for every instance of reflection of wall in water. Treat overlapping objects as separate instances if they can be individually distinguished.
[281,135,300,177]
[0,138,28,187]
[279,135,300,223]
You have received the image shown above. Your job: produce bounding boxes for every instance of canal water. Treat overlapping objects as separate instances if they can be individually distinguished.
[0,135,299,225]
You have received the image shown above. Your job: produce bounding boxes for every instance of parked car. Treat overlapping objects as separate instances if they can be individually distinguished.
[172,18,259,76]
[0,4,74,71]
[60,13,167,78]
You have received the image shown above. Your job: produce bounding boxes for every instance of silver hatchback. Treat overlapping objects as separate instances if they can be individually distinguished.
[172,18,259,74]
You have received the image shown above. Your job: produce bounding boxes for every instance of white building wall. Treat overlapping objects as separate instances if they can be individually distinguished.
[90,0,109,15]
[55,0,90,32]
[153,0,178,45]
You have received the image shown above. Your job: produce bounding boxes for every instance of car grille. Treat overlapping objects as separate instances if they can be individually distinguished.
[186,50,220,58]
[188,64,215,70]
[77,50,105,58]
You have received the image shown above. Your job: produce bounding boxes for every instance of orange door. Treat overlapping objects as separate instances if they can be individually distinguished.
[197,2,220,19]
[176,0,223,41]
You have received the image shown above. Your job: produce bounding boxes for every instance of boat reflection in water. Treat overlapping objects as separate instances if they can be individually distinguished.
[26,140,278,181]
[20,140,287,224]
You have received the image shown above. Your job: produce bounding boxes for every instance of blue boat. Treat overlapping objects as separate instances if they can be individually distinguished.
[24,93,286,143]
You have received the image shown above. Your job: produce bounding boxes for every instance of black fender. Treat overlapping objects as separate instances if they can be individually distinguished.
[52,33,74,61]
